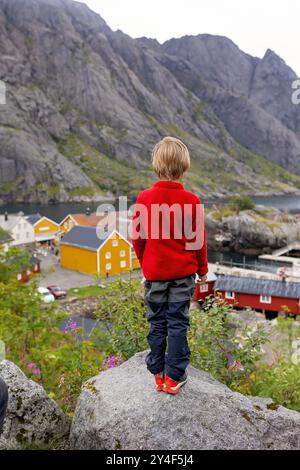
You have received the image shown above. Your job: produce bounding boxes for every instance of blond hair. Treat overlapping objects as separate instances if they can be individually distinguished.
[151,136,190,181]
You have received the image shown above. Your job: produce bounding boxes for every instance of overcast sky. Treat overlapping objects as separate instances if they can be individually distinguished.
[82,0,300,75]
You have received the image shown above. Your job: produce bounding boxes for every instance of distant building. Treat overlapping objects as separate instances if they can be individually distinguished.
[16,254,41,283]
[192,271,217,302]
[26,214,59,243]
[59,213,106,235]
[0,212,35,246]
[210,275,300,317]
[60,226,132,276]
[59,210,140,270]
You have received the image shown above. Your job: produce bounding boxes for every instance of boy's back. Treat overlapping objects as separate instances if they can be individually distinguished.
[131,136,208,395]
[132,180,208,281]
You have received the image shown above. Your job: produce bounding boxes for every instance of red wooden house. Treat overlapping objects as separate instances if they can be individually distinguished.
[192,271,217,302]
[193,274,300,318]
[16,255,41,283]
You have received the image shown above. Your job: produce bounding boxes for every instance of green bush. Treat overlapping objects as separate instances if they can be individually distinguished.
[228,195,255,213]
[236,318,300,411]
[0,246,106,414]
[95,278,149,358]
[95,281,268,389]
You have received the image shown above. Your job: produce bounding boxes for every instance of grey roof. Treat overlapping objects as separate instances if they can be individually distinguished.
[0,214,22,231]
[0,229,13,244]
[25,213,42,226]
[215,275,300,299]
[60,226,112,251]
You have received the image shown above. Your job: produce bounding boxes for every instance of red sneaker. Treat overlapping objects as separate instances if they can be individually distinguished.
[163,373,188,395]
[155,372,164,392]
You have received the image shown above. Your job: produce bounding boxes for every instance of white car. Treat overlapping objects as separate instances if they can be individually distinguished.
[37,286,55,303]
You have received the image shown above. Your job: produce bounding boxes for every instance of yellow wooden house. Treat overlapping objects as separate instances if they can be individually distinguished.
[26,214,59,243]
[59,213,107,235]
[60,226,132,276]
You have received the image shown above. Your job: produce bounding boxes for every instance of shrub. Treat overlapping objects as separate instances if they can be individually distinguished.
[0,246,106,414]
[95,281,268,388]
[228,195,255,213]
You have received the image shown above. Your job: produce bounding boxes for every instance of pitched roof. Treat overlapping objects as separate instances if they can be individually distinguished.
[70,213,106,227]
[0,214,22,231]
[60,226,113,251]
[0,228,13,244]
[25,213,42,226]
[215,275,300,299]
[71,211,132,227]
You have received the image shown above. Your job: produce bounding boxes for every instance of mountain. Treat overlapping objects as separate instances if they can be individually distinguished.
[0,0,300,204]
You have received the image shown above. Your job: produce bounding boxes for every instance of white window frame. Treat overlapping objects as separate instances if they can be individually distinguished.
[105,263,111,271]
[120,250,125,258]
[260,295,271,304]
[112,240,118,247]
[225,291,235,299]
[17,273,22,281]
[120,260,126,268]
[105,252,111,259]
[200,283,209,293]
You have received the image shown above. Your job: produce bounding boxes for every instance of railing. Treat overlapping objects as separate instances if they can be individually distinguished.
[213,258,293,275]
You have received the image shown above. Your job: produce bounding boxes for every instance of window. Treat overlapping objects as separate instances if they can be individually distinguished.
[17,273,22,281]
[120,250,125,257]
[26,232,29,238]
[112,240,118,247]
[225,291,235,299]
[200,284,208,293]
[16,233,20,240]
[105,263,111,271]
[260,295,271,304]
[105,252,111,259]
[120,261,126,268]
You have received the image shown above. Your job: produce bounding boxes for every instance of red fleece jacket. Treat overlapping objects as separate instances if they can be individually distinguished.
[131,181,208,281]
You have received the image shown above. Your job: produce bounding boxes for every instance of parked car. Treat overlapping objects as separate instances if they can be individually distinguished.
[37,286,55,303]
[47,285,67,300]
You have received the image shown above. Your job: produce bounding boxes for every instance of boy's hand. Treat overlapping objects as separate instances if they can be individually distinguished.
[197,275,207,284]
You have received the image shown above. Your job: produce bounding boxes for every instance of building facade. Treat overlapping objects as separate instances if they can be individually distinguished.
[0,213,35,246]
[60,226,132,276]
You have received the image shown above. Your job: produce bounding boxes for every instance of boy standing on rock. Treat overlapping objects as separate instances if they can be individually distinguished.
[132,137,208,394]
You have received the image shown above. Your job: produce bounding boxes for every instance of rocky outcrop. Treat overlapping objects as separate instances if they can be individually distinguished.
[206,205,300,254]
[1,0,300,202]
[70,351,300,450]
[163,36,300,176]
[0,360,70,450]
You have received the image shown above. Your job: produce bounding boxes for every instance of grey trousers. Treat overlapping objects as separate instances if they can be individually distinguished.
[144,274,196,381]
[0,377,8,433]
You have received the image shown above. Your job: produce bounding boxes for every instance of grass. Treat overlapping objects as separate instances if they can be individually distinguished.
[57,134,153,197]
[67,285,109,298]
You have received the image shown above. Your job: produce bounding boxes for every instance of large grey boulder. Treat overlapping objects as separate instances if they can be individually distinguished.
[0,360,70,450]
[71,351,300,450]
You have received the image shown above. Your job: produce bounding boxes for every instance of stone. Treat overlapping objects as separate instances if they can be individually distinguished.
[70,351,300,450]
[0,360,70,450]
